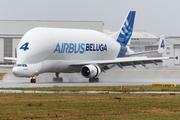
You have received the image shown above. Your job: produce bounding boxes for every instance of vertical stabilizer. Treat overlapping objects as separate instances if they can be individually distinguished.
[117,11,136,45]
[158,35,165,53]
[110,11,136,57]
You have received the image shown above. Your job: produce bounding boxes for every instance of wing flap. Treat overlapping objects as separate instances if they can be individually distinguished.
[119,59,162,67]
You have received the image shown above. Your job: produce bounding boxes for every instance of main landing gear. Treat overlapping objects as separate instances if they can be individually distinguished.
[89,78,99,83]
[53,73,63,82]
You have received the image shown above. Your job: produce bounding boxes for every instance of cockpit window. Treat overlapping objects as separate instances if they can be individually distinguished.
[22,64,26,67]
[15,64,28,67]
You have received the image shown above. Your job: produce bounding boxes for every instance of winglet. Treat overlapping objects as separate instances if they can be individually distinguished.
[169,56,178,60]
[158,35,165,53]
[176,56,178,60]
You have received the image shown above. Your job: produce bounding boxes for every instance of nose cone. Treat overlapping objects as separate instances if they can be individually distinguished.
[12,67,22,77]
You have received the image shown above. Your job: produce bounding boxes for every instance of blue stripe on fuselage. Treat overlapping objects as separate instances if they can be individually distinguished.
[109,43,127,69]
[117,43,127,58]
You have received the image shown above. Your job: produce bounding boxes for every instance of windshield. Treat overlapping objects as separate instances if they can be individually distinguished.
[15,64,28,67]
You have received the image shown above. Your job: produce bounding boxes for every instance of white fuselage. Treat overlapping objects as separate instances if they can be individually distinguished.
[13,27,120,77]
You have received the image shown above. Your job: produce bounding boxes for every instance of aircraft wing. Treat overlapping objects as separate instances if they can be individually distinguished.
[69,56,174,68]
[126,50,160,57]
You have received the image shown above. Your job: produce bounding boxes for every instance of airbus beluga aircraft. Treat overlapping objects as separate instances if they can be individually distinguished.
[5,11,172,83]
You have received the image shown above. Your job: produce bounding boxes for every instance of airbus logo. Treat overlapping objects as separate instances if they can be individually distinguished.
[54,43,107,54]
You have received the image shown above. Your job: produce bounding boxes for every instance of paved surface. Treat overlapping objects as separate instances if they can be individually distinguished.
[0,67,180,88]
[1,77,180,88]
[0,89,180,94]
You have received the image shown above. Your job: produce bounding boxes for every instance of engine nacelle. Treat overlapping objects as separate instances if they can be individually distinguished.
[80,65,101,78]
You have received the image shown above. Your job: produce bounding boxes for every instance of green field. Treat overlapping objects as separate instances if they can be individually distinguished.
[0,93,180,119]
[1,73,180,119]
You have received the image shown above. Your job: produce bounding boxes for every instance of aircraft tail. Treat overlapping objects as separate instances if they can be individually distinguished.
[126,35,166,57]
[110,11,136,45]
[110,11,136,58]
[158,35,165,53]
[117,11,136,45]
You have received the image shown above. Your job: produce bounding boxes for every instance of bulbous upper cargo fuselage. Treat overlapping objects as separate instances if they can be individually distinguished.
[17,27,120,64]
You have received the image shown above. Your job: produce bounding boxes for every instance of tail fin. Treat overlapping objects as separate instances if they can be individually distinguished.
[117,11,136,45]
[110,11,136,44]
[158,35,165,53]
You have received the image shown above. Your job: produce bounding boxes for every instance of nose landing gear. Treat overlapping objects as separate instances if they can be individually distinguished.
[30,79,36,83]
[30,76,36,83]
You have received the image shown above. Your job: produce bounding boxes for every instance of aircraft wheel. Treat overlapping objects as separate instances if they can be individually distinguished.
[33,79,36,83]
[30,79,36,83]
[89,78,93,83]
[95,78,99,83]
[89,78,99,83]
[53,77,63,83]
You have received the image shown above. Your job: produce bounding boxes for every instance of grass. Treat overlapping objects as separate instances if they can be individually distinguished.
[0,73,6,80]
[1,85,180,92]
[0,73,179,119]
[0,93,180,119]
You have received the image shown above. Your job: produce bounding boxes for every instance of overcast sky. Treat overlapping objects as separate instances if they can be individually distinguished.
[0,0,180,37]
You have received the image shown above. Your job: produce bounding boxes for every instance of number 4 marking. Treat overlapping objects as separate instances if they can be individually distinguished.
[20,42,29,51]
[161,40,165,49]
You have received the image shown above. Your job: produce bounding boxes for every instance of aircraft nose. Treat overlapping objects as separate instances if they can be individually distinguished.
[12,67,21,77]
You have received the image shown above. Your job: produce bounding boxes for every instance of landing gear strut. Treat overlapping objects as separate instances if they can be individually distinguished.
[89,78,99,83]
[53,73,63,82]
[30,79,36,83]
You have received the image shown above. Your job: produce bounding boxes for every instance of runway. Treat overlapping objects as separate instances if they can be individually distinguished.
[0,67,180,88]
[1,77,180,88]
[0,89,180,94]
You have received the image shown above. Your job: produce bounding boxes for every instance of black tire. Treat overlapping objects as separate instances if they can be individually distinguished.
[89,78,93,83]
[30,79,36,83]
[59,78,63,82]
[89,78,99,83]
[53,78,63,83]
[95,78,99,83]
[33,79,36,83]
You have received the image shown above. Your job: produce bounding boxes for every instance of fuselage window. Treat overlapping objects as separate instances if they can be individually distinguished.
[17,64,21,67]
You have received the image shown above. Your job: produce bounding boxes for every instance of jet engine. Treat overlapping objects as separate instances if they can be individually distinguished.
[80,65,101,78]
